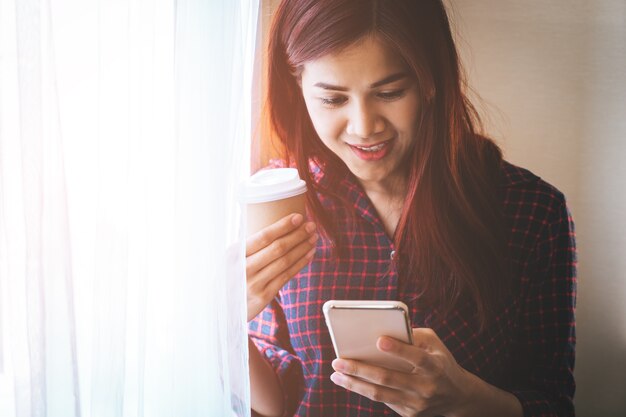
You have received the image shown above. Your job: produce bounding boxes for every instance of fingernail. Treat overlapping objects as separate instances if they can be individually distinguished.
[306,248,316,258]
[292,214,303,225]
[379,337,393,351]
[308,233,318,244]
[330,372,343,385]
[332,359,346,371]
[305,222,316,233]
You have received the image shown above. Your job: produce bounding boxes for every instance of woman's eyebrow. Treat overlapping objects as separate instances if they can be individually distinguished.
[370,72,407,88]
[313,72,407,91]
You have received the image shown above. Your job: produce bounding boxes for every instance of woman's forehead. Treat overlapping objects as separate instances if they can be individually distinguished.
[300,36,408,86]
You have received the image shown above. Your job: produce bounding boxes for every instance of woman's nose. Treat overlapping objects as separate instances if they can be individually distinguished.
[345,102,385,138]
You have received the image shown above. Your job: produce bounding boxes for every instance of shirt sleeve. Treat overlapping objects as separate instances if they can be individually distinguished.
[511,193,577,416]
[249,297,304,417]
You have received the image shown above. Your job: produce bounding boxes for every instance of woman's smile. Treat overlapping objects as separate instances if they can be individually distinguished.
[346,137,396,161]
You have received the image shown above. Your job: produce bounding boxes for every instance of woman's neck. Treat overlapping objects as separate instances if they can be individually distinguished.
[358,174,407,239]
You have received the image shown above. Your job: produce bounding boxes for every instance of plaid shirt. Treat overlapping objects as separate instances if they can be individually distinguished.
[249,161,577,417]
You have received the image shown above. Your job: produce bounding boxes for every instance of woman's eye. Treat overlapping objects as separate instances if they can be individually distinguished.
[377,89,406,101]
[319,96,347,107]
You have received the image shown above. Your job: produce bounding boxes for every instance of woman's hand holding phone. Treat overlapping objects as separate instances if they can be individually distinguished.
[329,328,478,417]
[245,213,317,322]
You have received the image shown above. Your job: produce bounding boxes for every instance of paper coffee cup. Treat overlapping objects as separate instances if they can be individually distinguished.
[241,168,307,237]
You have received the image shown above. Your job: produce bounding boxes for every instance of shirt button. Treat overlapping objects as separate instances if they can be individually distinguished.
[390,250,396,260]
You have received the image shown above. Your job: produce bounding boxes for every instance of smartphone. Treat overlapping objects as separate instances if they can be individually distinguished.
[323,300,414,372]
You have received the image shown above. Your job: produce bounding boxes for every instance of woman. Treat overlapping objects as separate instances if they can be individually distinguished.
[246,1,576,416]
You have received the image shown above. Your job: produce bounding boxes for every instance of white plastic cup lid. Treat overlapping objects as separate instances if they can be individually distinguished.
[241,168,307,204]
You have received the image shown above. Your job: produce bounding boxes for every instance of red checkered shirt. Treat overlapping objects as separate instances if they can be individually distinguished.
[249,160,577,417]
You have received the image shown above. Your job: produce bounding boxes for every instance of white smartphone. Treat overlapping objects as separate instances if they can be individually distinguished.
[323,300,414,372]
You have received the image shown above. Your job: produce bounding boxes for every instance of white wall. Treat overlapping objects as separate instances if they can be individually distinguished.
[450,1,626,415]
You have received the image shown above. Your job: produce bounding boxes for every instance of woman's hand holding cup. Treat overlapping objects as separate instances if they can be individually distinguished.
[241,168,315,321]
[245,213,317,322]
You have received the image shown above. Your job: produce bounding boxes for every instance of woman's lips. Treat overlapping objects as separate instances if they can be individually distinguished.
[347,138,395,161]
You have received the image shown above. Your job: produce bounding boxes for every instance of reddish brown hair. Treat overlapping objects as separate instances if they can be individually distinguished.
[267,0,509,328]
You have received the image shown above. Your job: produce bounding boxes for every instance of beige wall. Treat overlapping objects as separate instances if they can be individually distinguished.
[450,1,626,415]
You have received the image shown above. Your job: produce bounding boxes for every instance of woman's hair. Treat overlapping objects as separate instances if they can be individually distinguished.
[267,0,509,329]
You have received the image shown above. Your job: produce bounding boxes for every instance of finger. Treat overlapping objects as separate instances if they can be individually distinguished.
[247,226,317,278]
[377,335,434,373]
[330,372,404,406]
[246,221,316,275]
[410,327,441,351]
[251,234,316,288]
[246,243,315,322]
[260,245,316,298]
[331,359,412,391]
[246,213,312,256]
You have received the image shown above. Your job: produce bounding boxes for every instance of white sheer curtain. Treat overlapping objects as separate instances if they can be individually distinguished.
[0,0,258,416]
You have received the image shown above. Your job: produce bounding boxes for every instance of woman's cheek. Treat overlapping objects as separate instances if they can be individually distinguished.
[311,112,344,144]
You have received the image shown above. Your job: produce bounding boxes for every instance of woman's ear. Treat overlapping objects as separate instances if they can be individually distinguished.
[291,66,303,88]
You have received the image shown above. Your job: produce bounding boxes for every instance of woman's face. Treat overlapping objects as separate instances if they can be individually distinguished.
[300,35,420,189]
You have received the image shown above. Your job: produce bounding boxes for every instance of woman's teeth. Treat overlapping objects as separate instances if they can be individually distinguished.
[354,142,386,152]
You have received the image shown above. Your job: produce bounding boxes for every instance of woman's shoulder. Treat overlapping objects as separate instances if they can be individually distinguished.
[500,160,566,203]
[499,160,570,229]
[500,160,539,187]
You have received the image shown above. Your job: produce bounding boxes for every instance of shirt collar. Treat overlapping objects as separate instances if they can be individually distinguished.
[312,160,385,228]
